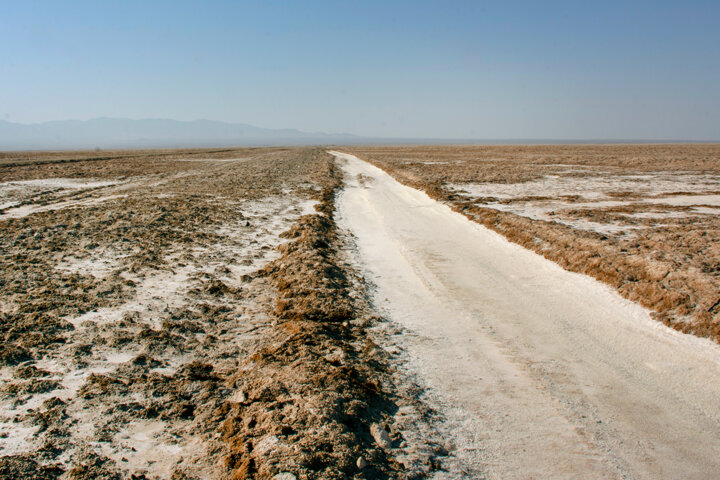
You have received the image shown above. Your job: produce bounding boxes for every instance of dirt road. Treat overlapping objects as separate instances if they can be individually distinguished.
[332,151,720,479]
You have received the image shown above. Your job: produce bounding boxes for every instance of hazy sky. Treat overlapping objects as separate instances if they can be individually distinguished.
[2,0,719,140]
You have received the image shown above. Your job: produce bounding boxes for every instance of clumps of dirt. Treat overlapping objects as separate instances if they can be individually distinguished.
[0,280,130,366]
[0,146,445,479]
[0,455,64,480]
[270,215,354,323]
[0,146,347,478]
[0,148,321,371]
[346,145,720,342]
[0,229,132,364]
[221,161,411,479]
[0,312,74,366]
[191,277,242,298]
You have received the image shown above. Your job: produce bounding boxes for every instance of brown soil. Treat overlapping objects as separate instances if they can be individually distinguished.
[0,146,445,479]
[0,147,327,479]
[220,162,407,479]
[344,144,720,341]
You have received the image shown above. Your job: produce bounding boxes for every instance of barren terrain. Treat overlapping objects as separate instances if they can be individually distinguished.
[332,150,720,479]
[0,148,446,479]
[343,145,720,341]
[3,144,720,479]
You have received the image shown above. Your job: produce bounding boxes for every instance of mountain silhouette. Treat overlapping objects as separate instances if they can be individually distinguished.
[0,118,358,149]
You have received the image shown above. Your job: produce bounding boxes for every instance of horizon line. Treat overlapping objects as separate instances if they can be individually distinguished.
[1,117,718,145]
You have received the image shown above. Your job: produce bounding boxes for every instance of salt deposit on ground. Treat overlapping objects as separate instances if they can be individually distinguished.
[451,173,719,201]
[0,175,127,220]
[0,178,120,207]
[0,149,329,478]
[450,173,720,234]
[0,189,312,474]
[55,250,128,278]
[0,178,119,189]
[334,151,720,479]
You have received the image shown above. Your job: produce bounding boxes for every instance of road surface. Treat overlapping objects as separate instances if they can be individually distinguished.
[332,151,720,479]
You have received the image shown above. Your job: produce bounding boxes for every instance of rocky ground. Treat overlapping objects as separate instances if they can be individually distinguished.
[0,148,447,479]
[344,144,720,341]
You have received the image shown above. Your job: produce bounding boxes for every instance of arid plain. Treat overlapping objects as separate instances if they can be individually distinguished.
[1,145,720,479]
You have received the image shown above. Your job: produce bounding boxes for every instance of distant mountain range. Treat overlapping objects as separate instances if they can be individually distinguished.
[0,118,710,150]
[0,118,360,150]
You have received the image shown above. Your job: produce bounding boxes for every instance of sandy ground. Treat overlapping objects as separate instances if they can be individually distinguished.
[333,151,720,479]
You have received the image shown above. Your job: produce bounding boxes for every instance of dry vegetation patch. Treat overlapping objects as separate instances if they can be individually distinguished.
[345,144,720,341]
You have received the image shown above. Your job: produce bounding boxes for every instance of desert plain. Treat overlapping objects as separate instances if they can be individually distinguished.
[1,145,719,479]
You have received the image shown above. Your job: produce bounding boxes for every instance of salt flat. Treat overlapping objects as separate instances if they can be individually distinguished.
[333,150,720,479]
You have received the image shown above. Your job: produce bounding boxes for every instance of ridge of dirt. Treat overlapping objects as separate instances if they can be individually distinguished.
[343,145,720,342]
[220,160,418,479]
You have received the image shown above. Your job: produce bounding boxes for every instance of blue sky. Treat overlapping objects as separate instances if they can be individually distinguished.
[2,0,719,139]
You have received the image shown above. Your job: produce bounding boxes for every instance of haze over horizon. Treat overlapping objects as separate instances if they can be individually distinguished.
[2,1,719,142]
